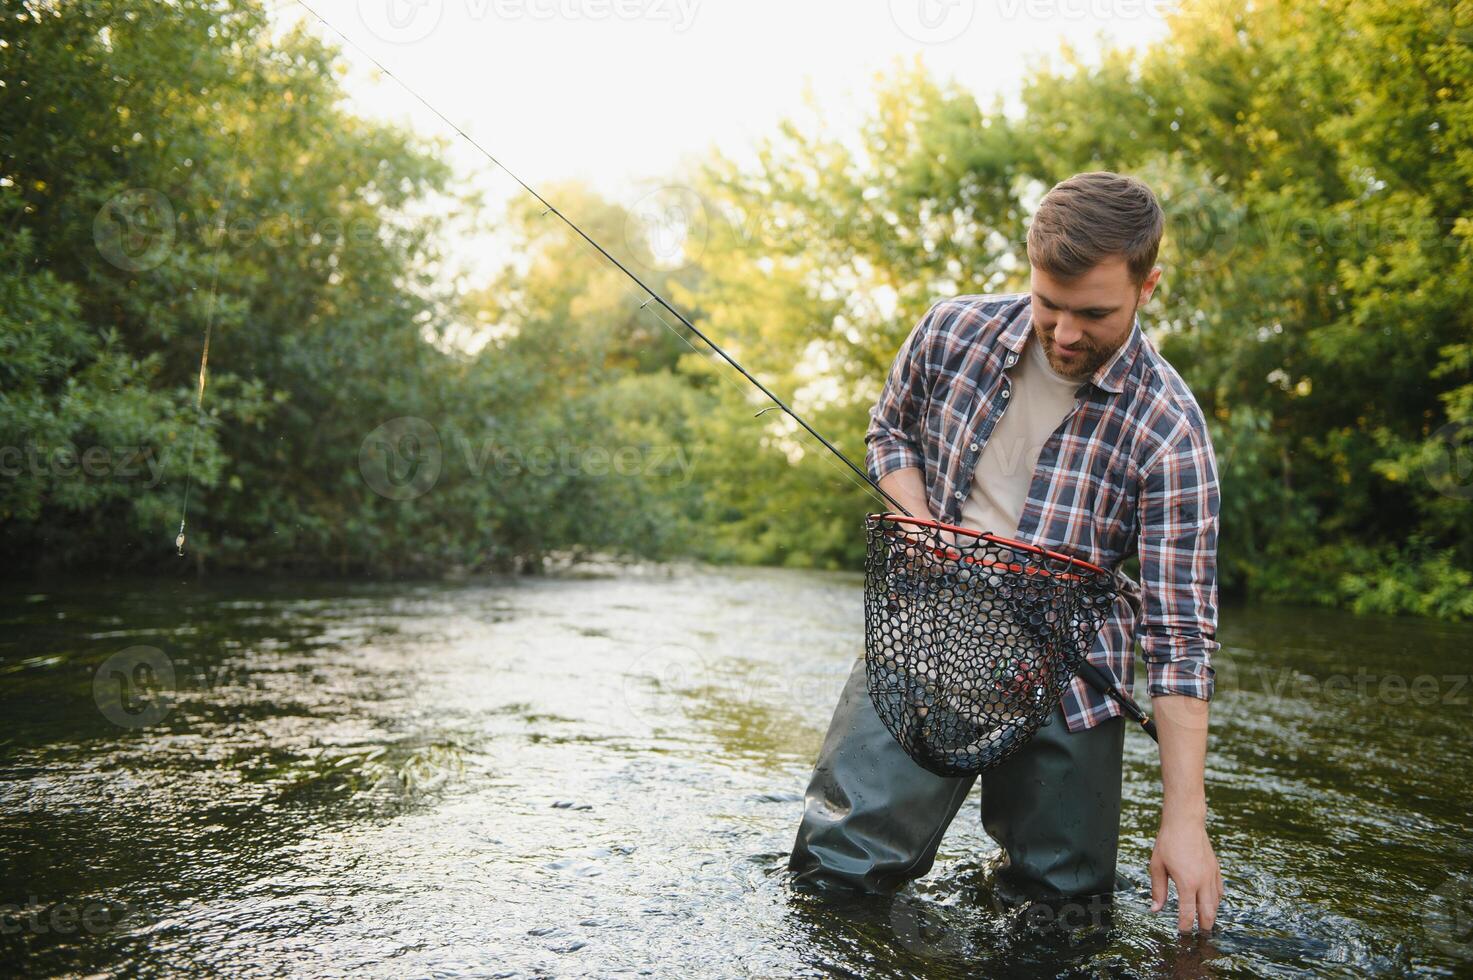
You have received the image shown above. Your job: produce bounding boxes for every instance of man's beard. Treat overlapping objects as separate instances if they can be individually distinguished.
[1037,298,1138,381]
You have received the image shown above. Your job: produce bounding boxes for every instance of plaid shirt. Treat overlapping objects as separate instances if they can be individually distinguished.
[864,291,1219,732]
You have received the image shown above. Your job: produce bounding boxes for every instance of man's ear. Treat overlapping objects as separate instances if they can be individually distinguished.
[1139,266,1163,305]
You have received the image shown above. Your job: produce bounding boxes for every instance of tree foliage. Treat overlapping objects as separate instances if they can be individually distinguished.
[675,0,1473,612]
[3,0,1469,617]
[0,0,689,575]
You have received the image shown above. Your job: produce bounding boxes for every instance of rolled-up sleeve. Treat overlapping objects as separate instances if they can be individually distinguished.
[864,303,937,483]
[1136,418,1220,700]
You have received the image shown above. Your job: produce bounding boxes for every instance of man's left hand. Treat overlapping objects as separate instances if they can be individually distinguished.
[1150,817,1222,934]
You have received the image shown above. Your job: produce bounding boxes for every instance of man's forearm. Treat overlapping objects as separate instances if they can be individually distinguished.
[877,467,934,520]
[1153,693,1209,824]
[1149,691,1220,932]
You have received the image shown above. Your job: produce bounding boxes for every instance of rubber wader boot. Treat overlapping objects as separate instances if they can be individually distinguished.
[788,656,1126,898]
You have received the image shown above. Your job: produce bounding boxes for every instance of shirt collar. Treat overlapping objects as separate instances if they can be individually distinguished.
[998,294,1141,395]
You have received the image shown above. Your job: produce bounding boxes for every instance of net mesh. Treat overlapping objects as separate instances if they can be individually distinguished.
[862,514,1119,777]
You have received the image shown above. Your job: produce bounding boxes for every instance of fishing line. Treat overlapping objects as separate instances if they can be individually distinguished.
[519,183,905,516]
[625,285,901,514]
[175,238,220,556]
[174,118,243,558]
[489,218,902,515]
[289,0,910,517]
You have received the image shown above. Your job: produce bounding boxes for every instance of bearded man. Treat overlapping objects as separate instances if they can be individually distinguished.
[788,171,1223,935]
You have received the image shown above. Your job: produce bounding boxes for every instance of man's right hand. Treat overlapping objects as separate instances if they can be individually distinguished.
[876,466,933,523]
[877,466,972,559]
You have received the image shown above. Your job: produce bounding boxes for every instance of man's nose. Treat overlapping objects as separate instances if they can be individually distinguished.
[1055,318,1085,348]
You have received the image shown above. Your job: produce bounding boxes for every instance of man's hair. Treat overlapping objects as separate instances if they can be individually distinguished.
[1026,172,1164,286]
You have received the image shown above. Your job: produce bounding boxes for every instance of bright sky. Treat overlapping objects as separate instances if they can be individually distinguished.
[274,0,1173,281]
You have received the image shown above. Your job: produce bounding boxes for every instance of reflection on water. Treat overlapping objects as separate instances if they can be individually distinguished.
[1,565,1470,977]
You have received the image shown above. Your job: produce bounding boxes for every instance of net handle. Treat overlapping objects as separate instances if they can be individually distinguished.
[869,513,1109,577]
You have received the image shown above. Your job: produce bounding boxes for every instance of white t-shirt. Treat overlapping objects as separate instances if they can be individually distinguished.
[959,332,1083,536]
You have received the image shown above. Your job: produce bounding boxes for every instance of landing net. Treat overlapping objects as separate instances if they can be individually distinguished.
[863,514,1118,776]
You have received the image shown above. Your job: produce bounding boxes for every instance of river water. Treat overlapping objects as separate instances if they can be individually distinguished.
[1,565,1470,977]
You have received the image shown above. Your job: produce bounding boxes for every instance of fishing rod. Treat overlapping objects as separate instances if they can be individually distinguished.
[291,2,909,519]
[282,1,1154,739]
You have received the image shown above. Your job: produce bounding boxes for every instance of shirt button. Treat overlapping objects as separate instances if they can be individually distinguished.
[1002,388,1011,399]
[969,442,979,452]
[954,490,964,500]
[1006,354,1018,366]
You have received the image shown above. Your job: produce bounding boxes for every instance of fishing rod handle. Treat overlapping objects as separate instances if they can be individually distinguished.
[1077,660,1158,744]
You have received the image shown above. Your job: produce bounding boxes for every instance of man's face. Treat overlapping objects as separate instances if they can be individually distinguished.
[1029,256,1161,381]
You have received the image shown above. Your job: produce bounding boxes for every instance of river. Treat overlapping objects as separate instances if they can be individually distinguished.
[1,564,1470,977]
